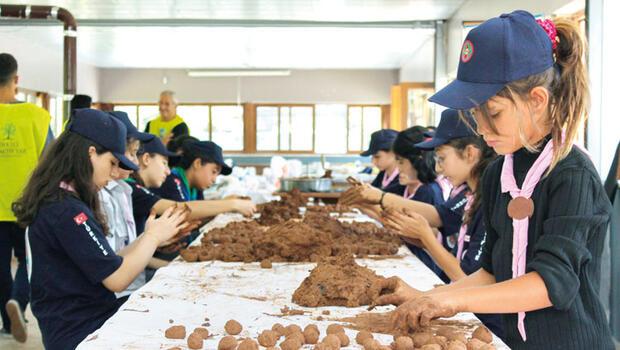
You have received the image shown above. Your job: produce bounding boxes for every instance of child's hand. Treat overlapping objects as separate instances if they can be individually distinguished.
[339,184,382,206]
[232,199,257,217]
[144,206,188,246]
[372,276,423,306]
[382,209,434,243]
[391,294,461,332]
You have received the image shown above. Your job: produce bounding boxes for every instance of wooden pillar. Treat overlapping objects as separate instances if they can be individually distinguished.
[243,103,256,153]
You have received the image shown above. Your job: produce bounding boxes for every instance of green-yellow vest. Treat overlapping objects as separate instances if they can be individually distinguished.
[0,103,51,221]
[147,115,185,139]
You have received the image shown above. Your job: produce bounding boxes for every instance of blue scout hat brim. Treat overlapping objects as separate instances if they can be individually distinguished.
[114,152,139,171]
[429,79,505,110]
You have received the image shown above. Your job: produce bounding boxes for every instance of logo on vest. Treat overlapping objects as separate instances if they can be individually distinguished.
[2,123,16,140]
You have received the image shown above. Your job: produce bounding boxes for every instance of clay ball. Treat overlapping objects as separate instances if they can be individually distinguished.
[260,259,273,268]
[467,338,495,350]
[447,340,468,350]
[322,334,341,349]
[258,330,279,347]
[225,319,243,335]
[336,332,350,347]
[218,336,238,350]
[433,335,449,348]
[238,338,259,350]
[362,339,381,350]
[326,324,345,335]
[313,344,330,350]
[412,332,433,347]
[165,325,186,339]
[472,326,493,344]
[280,337,303,350]
[304,328,320,344]
[356,330,374,345]
[304,324,320,334]
[187,332,204,349]
[193,327,209,339]
[286,331,305,345]
[272,323,286,337]
[285,324,303,336]
[394,336,414,350]
[421,345,442,350]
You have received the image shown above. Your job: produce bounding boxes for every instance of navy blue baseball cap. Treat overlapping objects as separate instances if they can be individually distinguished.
[184,140,233,176]
[361,129,399,157]
[415,109,477,150]
[138,137,178,158]
[430,10,554,109]
[108,111,154,142]
[68,109,139,171]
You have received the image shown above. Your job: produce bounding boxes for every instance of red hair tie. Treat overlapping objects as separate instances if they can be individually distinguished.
[536,18,558,51]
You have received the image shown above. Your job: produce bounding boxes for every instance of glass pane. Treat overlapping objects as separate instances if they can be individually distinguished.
[315,104,347,154]
[362,107,382,150]
[114,105,139,128]
[256,107,279,151]
[137,105,159,132]
[15,92,25,102]
[348,107,363,152]
[48,97,61,137]
[279,107,290,151]
[211,105,244,151]
[290,107,313,151]
[177,105,210,141]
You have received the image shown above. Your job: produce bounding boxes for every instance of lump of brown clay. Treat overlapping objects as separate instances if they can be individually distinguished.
[193,327,209,339]
[304,324,319,333]
[259,330,279,347]
[187,332,204,349]
[218,336,238,350]
[238,338,259,350]
[225,319,243,335]
[356,330,374,345]
[326,324,345,335]
[272,323,286,337]
[420,345,442,350]
[280,337,303,350]
[322,334,341,349]
[313,344,330,350]
[433,335,448,349]
[284,324,302,336]
[286,331,305,345]
[336,332,350,347]
[165,325,186,339]
[467,338,495,350]
[447,340,468,350]
[394,336,414,350]
[471,326,493,344]
[261,259,273,268]
[304,328,320,344]
[292,255,385,307]
[412,332,434,347]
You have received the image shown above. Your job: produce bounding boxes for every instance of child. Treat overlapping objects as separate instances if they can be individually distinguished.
[380,111,502,336]
[387,11,614,349]
[361,129,405,196]
[12,109,188,349]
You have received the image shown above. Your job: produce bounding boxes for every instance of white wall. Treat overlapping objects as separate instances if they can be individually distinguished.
[398,37,435,83]
[98,68,397,104]
[0,26,100,100]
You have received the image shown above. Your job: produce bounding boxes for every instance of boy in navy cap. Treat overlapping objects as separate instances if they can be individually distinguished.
[361,129,405,196]
[11,109,188,349]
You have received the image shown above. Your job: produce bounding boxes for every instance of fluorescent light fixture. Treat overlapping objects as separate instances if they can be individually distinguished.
[187,69,291,77]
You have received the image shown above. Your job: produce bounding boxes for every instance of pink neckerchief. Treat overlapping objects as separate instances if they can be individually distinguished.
[382,168,400,188]
[403,182,422,199]
[436,175,453,201]
[501,139,556,342]
[455,191,474,261]
[450,184,467,199]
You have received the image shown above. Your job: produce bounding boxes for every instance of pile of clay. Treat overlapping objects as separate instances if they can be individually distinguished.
[305,204,353,216]
[180,212,401,263]
[292,254,385,307]
[256,188,307,226]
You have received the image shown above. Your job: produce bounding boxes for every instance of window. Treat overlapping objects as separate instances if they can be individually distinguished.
[138,105,159,133]
[315,104,347,154]
[256,105,314,152]
[178,105,210,141]
[347,105,382,153]
[48,96,64,137]
[211,105,244,151]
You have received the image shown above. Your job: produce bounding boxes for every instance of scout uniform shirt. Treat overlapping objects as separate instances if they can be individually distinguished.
[124,179,161,236]
[27,193,124,349]
[151,167,204,202]
[370,170,406,196]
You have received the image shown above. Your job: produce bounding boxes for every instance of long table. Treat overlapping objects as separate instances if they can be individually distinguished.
[77,213,508,349]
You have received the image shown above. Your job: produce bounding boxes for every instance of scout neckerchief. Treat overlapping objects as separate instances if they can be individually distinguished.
[381,168,400,189]
[172,167,197,201]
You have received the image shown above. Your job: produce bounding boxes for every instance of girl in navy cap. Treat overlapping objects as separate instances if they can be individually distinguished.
[390,11,614,349]
[362,129,406,196]
[11,109,188,349]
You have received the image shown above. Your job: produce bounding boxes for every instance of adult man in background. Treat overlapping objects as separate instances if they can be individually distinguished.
[0,53,53,343]
[144,90,189,145]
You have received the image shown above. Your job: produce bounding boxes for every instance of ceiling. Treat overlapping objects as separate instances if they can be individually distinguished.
[0,0,466,69]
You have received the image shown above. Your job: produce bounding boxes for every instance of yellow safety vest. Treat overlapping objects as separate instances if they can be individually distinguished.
[0,103,51,221]
[147,115,185,139]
